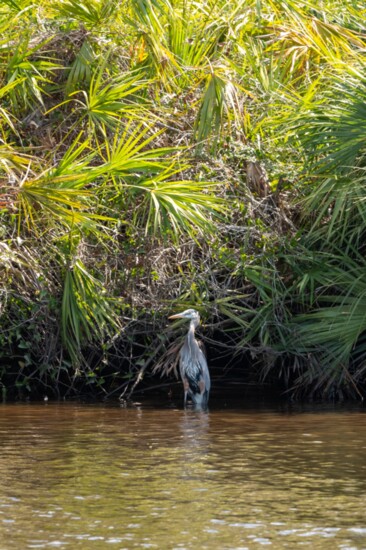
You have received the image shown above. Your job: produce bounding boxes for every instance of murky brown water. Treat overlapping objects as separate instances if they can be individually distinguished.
[0,402,366,549]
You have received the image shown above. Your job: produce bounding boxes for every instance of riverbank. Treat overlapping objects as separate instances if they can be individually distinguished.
[1,0,366,401]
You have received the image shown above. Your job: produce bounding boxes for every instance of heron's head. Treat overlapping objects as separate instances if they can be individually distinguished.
[168,308,200,323]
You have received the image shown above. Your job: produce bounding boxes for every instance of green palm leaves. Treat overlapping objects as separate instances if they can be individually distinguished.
[62,259,121,363]
[135,170,223,234]
[2,0,366,399]
[284,257,366,397]
[4,36,61,113]
[73,69,149,134]
[54,0,118,26]
[0,0,225,383]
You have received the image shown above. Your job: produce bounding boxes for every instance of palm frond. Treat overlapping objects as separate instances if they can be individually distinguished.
[65,39,96,96]
[54,0,118,26]
[4,35,61,112]
[194,68,243,151]
[14,137,108,231]
[131,167,224,236]
[62,258,121,364]
[70,60,150,134]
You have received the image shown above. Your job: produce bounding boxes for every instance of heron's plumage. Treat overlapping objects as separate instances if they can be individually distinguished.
[169,308,210,407]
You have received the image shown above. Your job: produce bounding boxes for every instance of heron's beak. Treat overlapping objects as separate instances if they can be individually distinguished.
[168,313,184,319]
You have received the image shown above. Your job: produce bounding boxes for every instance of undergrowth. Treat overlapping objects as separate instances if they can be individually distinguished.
[1,0,366,400]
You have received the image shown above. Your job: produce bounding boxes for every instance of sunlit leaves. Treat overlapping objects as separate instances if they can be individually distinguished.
[53,0,118,26]
[2,0,366,399]
[11,137,108,232]
[194,68,243,151]
[10,125,222,239]
[70,64,150,134]
[132,168,224,235]
[0,0,35,12]
[65,39,96,96]
[3,36,61,113]
[99,123,172,178]
[62,259,121,363]
[0,145,32,176]
[267,0,365,67]
[282,70,366,250]
[14,138,97,230]
[295,74,366,173]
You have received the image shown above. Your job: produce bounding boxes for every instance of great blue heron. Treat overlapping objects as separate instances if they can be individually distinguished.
[168,309,210,408]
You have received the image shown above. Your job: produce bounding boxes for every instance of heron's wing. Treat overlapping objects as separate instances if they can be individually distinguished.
[197,345,210,393]
[152,341,183,378]
[200,351,210,394]
[180,338,210,395]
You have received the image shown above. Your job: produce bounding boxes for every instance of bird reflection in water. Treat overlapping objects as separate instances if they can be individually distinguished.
[178,409,211,479]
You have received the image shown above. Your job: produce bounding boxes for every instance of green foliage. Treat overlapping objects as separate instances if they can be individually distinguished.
[133,169,224,235]
[54,0,118,26]
[70,63,150,134]
[1,0,366,400]
[3,35,61,113]
[62,259,121,363]
[65,39,96,96]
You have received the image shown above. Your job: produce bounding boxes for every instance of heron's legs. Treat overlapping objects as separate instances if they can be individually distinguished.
[183,378,189,408]
[183,391,188,408]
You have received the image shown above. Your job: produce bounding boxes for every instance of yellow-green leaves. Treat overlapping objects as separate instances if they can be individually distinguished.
[134,169,224,236]
[62,259,121,363]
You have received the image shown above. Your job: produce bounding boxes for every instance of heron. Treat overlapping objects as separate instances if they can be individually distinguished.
[168,309,210,408]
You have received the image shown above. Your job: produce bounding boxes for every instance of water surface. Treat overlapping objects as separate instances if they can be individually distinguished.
[0,402,366,549]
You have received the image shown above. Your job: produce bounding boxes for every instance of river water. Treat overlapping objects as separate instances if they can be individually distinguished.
[0,401,365,549]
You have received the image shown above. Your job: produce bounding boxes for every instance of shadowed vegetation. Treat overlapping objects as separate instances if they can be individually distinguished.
[1,0,366,400]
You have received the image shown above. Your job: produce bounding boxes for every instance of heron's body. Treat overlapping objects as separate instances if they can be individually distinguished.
[169,309,210,408]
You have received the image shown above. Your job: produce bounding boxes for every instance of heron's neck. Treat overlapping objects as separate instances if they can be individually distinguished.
[187,318,199,341]
[190,318,199,331]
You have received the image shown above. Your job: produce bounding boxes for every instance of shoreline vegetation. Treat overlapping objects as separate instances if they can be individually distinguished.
[1,0,366,401]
